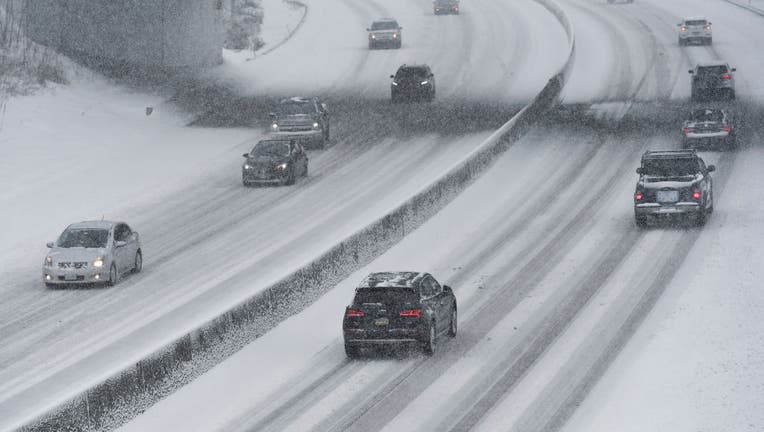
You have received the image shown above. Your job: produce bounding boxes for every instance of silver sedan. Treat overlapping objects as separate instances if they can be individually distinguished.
[42,220,142,288]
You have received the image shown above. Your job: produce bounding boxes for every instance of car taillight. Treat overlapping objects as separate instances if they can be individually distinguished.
[346,309,365,317]
[692,190,701,200]
[399,308,422,318]
[724,126,732,132]
[635,192,644,201]
[682,127,690,134]
[721,73,732,79]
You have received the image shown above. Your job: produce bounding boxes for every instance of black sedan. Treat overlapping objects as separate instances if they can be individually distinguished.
[242,139,308,186]
[343,271,457,358]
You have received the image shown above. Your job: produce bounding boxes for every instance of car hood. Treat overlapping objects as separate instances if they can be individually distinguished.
[275,114,313,124]
[640,174,702,188]
[48,247,107,263]
[246,156,288,165]
[370,29,398,35]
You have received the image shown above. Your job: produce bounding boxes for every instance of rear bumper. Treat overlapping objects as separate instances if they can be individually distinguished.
[344,328,425,345]
[635,202,701,216]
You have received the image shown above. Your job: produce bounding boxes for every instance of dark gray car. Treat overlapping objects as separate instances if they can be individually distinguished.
[633,150,714,227]
[690,62,736,101]
[391,64,436,103]
[242,139,308,186]
[367,18,402,49]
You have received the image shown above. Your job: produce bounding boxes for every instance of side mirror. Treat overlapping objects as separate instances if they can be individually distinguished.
[242,153,250,158]
[115,240,127,248]
[688,70,694,74]
[636,167,644,174]
[366,28,371,31]
[390,74,395,79]
[399,26,403,30]
[46,242,54,248]
[443,285,452,293]
[707,165,716,172]
[731,67,736,72]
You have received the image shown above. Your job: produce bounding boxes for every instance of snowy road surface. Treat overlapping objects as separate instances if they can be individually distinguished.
[3,0,764,430]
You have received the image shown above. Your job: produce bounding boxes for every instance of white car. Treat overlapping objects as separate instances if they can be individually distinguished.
[677,17,712,45]
[42,221,142,287]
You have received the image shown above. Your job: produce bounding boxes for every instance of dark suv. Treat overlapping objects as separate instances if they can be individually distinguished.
[269,97,330,149]
[634,150,715,227]
[390,64,436,103]
[343,272,457,358]
[242,139,308,186]
[690,62,736,101]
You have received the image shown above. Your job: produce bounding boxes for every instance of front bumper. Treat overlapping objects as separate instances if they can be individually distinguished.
[635,202,701,216]
[42,267,106,285]
[242,169,288,185]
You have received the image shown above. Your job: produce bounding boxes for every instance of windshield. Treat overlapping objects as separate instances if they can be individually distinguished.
[396,68,428,80]
[56,228,109,248]
[642,159,700,177]
[353,288,418,306]
[690,109,723,122]
[252,141,290,157]
[370,21,398,31]
[685,20,707,26]
[276,102,313,115]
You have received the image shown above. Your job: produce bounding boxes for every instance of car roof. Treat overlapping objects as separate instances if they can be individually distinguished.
[257,138,293,145]
[358,271,426,289]
[642,149,698,160]
[67,220,117,230]
[682,17,708,22]
[397,63,430,71]
[373,17,398,23]
[695,60,729,68]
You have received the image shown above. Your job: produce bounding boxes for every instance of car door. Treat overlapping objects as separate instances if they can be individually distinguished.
[122,224,139,268]
[418,278,437,326]
[111,224,126,272]
[296,142,308,175]
[426,275,450,333]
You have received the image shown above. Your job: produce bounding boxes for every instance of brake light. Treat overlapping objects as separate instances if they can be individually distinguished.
[346,309,365,317]
[724,126,732,132]
[692,190,701,200]
[721,73,732,79]
[635,192,644,201]
[682,127,690,134]
[399,308,423,318]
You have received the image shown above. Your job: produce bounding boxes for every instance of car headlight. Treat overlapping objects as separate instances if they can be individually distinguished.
[392,33,398,39]
[276,163,288,170]
[244,164,253,170]
[271,123,279,130]
[45,256,53,266]
[370,34,376,39]
[93,257,104,268]
[391,81,398,86]
[421,80,429,85]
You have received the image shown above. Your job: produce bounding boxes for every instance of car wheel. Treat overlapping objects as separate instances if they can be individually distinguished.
[695,209,707,227]
[635,215,648,229]
[423,321,436,355]
[45,282,57,289]
[107,264,117,287]
[133,250,142,273]
[448,308,457,337]
[285,168,296,185]
[707,37,712,45]
[728,89,736,100]
[707,191,714,214]
[303,161,309,177]
[368,42,374,50]
[345,343,361,359]
[395,41,402,49]
[678,38,684,46]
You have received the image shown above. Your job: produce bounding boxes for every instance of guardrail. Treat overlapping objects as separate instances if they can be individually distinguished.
[19,1,576,430]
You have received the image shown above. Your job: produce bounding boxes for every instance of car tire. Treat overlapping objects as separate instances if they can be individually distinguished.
[285,168,296,186]
[728,89,736,100]
[395,41,402,49]
[45,282,57,289]
[368,42,374,50]
[635,215,648,229]
[678,38,684,46]
[695,209,707,227]
[448,308,457,337]
[345,343,361,359]
[133,250,142,273]
[707,37,712,45]
[423,321,436,356]
[107,264,117,287]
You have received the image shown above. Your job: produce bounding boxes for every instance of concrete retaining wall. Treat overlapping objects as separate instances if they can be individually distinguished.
[20,1,576,430]
[22,0,224,70]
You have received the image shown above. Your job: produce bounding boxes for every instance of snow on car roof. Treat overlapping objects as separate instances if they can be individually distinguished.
[682,16,708,21]
[696,60,730,67]
[359,271,424,288]
[281,96,312,104]
[67,220,117,230]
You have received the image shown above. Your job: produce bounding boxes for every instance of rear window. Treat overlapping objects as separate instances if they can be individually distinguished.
[697,65,728,76]
[642,158,700,176]
[685,20,707,26]
[690,109,723,122]
[353,288,418,306]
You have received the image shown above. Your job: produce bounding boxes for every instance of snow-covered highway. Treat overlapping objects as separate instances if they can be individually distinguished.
[2,0,764,430]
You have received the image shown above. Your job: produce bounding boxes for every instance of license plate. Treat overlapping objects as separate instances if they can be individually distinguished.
[64,274,78,281]
[656,190,679,203]
[374,318,389,327]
